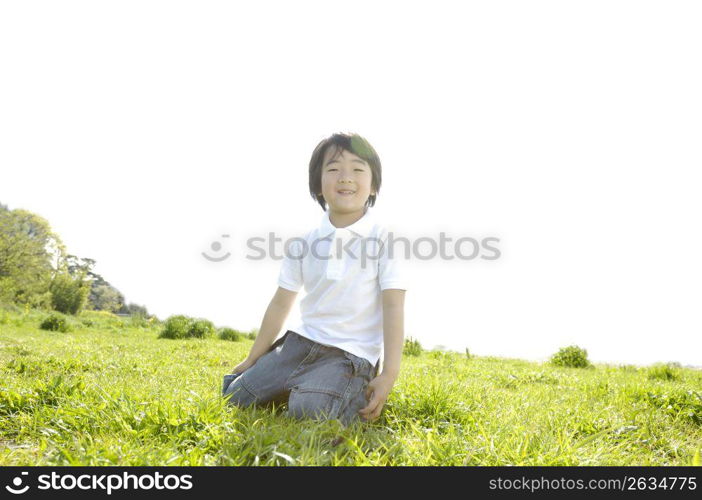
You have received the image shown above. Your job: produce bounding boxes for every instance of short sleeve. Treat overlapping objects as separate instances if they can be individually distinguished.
[378,228,408,291]
[277,237,304,292]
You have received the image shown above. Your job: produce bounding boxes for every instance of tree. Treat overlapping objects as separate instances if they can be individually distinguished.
[0,207,65,307]
[90,284,124,313]
[0,203,151,317]
[119,302,150,317]
[64,254,96,277]
[58,254,127,312]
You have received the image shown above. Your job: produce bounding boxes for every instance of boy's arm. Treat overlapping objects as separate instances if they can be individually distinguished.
[380,288,406,379]
[245,286,298,363]
[359,288,405,422]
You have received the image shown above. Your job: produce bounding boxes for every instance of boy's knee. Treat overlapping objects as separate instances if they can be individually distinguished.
[337,389,369,427]
[224,379,257,408]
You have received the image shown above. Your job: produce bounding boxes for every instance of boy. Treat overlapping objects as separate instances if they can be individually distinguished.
[223,132,407,427]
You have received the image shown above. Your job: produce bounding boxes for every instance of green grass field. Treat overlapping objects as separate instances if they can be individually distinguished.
[1,308,701,466]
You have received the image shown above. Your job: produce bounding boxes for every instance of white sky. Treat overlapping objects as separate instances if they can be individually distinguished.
[2,1,700,367]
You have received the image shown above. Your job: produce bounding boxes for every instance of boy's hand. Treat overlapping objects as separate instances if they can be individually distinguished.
[230,357,256,375]
[358,373,395,422]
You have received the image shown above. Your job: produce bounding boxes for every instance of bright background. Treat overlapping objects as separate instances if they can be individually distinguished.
[2,1,700,366]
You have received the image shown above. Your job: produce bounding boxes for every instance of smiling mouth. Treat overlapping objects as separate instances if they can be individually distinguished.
[337,190,356,195]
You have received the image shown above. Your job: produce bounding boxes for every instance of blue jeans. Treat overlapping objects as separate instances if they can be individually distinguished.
[222,330,379,426]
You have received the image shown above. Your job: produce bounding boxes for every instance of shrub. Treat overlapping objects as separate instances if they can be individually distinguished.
[159,315,191,339]
[218,327,242,342]
[189,318,215,338]
[647,362,681,381]
[247,329,258,340]
[550,345,591,368]
[403,336,422,356]
[40,313,72,332]
[129,313,150,328]
[158,315,215,339]
[428,350,455,362]
[78,310,123,329]
[49,272,90,315]
[0,301,21,314]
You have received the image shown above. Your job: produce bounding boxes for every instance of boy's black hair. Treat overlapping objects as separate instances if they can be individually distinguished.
[308,132,382,211]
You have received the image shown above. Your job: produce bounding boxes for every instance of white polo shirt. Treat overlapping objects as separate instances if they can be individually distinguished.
[277,206,408,367]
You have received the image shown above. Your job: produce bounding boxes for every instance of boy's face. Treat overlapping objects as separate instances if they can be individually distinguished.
[319,146,375,216]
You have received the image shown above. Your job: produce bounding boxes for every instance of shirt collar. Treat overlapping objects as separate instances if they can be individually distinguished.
[319,206,375,238]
